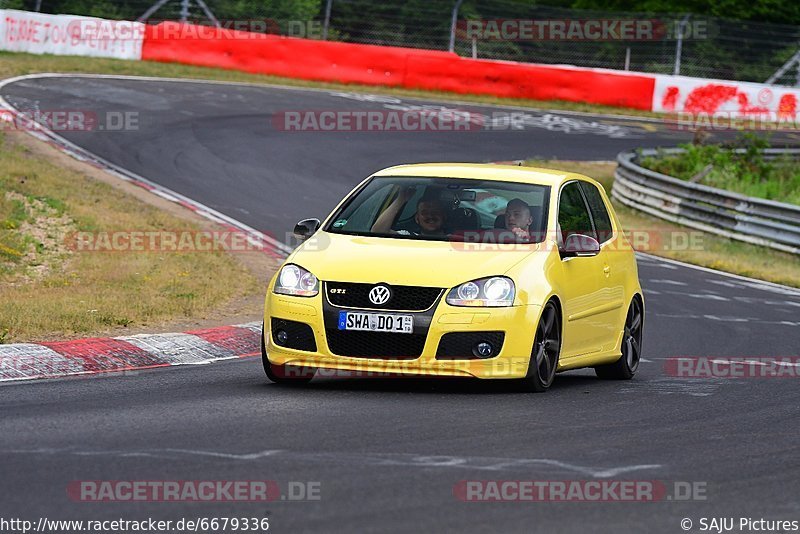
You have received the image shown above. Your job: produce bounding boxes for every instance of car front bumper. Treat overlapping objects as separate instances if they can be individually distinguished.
[264,292,542,379]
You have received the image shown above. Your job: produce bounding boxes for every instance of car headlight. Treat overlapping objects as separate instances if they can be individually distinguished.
[274,264,319,297]
[446,276,515,307]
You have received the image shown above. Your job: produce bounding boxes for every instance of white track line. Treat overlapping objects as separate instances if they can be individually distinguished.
[636,252,800,296]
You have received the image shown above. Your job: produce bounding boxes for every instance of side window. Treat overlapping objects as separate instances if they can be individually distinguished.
[558,182,596,242]
[580,182,613,244]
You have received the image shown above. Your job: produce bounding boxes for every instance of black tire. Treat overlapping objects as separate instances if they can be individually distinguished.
[261,322,315,385]
[519,301,561,393]
[595,298,643,380]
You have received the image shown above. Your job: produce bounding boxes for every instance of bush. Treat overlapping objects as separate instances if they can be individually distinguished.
[640,134,800,205]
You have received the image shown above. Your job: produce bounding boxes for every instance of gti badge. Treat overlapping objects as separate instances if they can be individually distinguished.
[368,284,392,305]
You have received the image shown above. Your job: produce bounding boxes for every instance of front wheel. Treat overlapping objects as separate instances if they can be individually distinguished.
[261,323,315,385]
[518,301,561,393]
[595,298,643,380]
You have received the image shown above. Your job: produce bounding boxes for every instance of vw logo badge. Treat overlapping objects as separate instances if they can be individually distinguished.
[368,284,392,306]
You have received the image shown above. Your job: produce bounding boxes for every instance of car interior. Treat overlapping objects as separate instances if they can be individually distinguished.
[391,185,547,239]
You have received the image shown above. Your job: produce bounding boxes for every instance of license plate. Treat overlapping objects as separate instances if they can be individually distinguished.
[338,311,413,334]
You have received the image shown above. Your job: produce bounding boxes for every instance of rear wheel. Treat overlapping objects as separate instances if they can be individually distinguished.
[261,322,315,385]
[519,301,561,393]
[595,298,643,380]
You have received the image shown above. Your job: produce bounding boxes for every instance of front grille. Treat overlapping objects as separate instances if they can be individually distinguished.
[325,282,442,311]
[436,331,505,359]
[271,318,317,352]
[325,329,426,359]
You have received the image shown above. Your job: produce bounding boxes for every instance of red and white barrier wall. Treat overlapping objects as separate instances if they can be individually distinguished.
[0,9,143,59]
[140,22,656,110]
[652,74,799,119]
[1,9,799,119]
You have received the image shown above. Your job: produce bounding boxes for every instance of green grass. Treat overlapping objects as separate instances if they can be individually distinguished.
[0,132,261,343]
[0,192,31,268]
[640,136,800,205]
[0,51,661,118]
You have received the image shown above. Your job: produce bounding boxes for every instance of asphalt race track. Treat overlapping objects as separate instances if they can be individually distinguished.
[2,76,800,533]
[2,75,698,243]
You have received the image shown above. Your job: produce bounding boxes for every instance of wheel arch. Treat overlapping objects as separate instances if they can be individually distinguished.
[632,292,645,318]
[536,294,564,362]
[631,291,645,335]
[547,294,563,326]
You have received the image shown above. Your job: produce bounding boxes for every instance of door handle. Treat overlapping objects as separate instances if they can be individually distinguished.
[603,265,611,277]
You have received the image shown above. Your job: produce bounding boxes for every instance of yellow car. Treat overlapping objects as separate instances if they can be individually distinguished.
[262,163,644,392]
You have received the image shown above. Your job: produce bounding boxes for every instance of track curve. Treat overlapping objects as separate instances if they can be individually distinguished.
[1,75,799,533]
[1,75,694,242]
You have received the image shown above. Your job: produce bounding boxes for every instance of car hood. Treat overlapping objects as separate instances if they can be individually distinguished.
[286,231,541,287]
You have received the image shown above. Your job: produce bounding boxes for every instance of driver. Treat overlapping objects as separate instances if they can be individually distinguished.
[371,186,446,236]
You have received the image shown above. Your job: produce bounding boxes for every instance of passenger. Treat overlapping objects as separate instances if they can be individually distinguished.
[371,186,446,236]
[504,198,533,241]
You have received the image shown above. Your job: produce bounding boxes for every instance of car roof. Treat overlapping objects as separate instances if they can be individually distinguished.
[371,163,595,188]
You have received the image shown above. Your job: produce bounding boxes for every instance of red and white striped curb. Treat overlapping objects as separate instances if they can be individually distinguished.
[0,322,262,382]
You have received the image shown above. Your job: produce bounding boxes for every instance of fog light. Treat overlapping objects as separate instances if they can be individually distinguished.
[473,342,494,359]
[275,329,289,346]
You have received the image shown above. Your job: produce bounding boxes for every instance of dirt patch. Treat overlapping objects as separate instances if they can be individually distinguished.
[3,190,77,283]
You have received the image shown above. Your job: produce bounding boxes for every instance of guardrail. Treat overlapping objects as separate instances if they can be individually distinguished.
[612,147,800,255]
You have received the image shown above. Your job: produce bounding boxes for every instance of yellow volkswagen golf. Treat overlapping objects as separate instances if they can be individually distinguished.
[262,163,644,392]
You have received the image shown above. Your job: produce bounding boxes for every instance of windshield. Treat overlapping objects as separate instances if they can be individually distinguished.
[325,176,551,243]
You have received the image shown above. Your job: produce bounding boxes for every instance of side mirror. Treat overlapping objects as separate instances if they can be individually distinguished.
[561,233,600,258]
[293,218,321,240]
